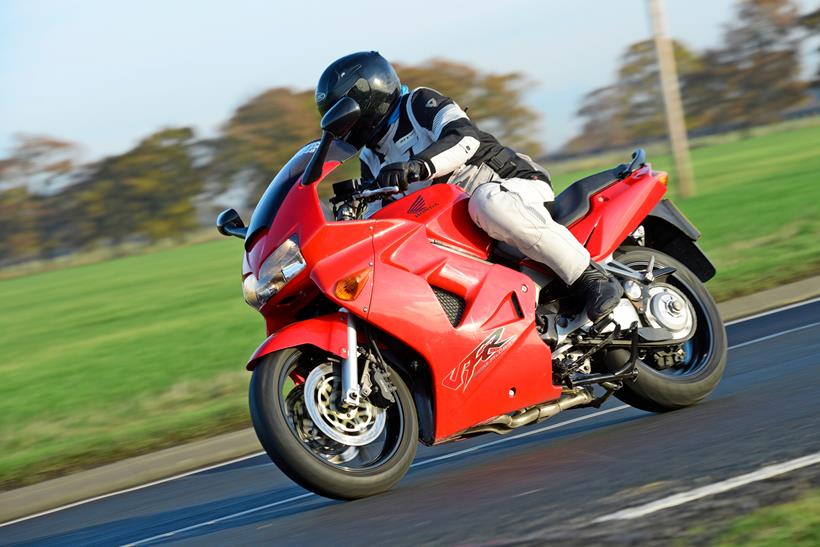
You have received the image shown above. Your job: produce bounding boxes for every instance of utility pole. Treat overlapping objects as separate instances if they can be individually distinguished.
[648,0,695,197]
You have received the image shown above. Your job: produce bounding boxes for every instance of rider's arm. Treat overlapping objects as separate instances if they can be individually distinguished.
[409,89,481,178]
[360,147,381,179]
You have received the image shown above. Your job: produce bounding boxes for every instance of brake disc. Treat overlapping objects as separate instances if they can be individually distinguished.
[644,284,696,340]
[285,386,359,463]
[303,364,386,446]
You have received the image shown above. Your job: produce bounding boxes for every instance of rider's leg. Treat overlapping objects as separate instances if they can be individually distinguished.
[468,179,587,282]
[467,179,623,321]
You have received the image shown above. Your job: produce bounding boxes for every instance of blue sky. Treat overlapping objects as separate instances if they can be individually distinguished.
[1,0,817,160]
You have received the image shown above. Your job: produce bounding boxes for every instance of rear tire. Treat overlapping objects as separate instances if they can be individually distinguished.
[249,348,418,499]
[605,246,727,412]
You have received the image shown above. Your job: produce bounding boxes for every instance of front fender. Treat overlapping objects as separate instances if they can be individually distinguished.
[246,312,349,370]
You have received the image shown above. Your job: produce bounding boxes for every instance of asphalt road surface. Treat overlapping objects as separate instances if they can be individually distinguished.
[2,299,819,546]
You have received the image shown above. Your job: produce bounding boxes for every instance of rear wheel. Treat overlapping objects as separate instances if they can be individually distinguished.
[249,348,418,499]
[604,247,727,412]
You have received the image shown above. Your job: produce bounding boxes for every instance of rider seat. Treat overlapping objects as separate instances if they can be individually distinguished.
[546,167,621,227]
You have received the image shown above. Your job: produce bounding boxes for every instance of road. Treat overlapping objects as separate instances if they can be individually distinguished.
[2,299,819,546]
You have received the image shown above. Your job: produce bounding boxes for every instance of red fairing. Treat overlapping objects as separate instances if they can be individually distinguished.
[568,167,667,259]
[367,214,561,439]
[247,312,349,370]
[246,161,341,274]
[372,184,491,259]
[245,159,377,335]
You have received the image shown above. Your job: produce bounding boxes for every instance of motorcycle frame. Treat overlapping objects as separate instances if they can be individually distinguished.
[243,146,668,442]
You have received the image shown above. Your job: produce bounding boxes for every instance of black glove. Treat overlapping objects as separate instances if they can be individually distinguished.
[376,160,429,192]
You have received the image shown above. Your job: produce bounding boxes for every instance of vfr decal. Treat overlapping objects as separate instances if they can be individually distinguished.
[442,328,516,392]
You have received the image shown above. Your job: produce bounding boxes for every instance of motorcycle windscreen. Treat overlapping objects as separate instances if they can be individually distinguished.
[244,139,357,250]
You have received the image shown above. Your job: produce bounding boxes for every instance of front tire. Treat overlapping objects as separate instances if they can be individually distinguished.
[605,246,727,412]
[249,348,418,499]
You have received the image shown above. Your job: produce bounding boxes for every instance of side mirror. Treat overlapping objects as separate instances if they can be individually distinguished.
[320,97,361,138]
[216,208,247,239]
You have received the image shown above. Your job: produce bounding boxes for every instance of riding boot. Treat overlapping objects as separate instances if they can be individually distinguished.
[571,261,624,322]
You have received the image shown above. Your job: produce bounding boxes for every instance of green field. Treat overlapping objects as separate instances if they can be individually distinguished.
[717,488,820,546]
[1,121,819,490]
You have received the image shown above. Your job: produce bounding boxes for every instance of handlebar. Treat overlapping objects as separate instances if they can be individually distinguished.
[353,185,400,200]
[330,180,401,221]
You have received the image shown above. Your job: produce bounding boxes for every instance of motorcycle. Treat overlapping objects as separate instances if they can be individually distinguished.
[216,97,727,499]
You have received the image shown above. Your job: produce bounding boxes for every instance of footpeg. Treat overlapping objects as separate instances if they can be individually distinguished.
[568,324,640,388]
[590,315,616,336]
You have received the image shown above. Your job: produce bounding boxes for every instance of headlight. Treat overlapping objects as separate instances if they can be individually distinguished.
[243,236,306,310]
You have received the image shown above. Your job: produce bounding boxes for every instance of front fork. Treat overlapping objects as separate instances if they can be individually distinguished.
[341,309,361,407]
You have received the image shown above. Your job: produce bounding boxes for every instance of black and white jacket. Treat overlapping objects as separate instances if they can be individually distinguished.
[360,87,549,191]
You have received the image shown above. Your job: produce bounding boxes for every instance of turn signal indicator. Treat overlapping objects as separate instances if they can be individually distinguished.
[335,268,371,301]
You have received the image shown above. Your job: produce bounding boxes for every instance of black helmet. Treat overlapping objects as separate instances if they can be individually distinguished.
[315,51,402,149]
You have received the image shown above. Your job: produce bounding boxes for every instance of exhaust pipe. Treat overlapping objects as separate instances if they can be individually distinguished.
[464,388,595,436]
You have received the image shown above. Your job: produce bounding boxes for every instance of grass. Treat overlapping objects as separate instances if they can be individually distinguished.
[716,488,820,546]
[0,243,261,488]
[1,120,819,490]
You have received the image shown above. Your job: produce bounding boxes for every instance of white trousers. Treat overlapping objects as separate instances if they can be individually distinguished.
[468,178,590,284]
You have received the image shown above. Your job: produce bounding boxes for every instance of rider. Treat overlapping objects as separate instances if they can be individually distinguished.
[315,51,623,322]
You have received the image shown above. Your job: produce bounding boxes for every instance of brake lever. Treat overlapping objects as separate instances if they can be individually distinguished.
[354,186,400,200]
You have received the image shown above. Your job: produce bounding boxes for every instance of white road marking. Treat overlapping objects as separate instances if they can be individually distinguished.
[125,493,314,546]
[2,297,818,533]
[724,295,820,325]
[0,451,265,529]
[727,321,820,350]
[593,451,820,522]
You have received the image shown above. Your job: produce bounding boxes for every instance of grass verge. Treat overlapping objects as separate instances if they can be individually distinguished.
[717,488,820,546]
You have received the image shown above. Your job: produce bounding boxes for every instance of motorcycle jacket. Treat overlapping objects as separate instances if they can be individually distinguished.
[360,87,550,194]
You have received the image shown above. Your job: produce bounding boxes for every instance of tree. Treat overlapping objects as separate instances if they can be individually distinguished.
[565,0,809,154]
[0,187,39,264]
[801,7,820,88]
[78,127,202,244]
[0,59,546,266]
[565,40,702,152]
[209,88,318,202]
[0,135,84,263]
[564,85,625,153]
[712,0,807,126]
[1,134,80,193]
[617,40,704,139]
[395,60,543,156]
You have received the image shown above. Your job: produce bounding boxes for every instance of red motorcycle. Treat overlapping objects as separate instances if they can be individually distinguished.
[216,97,726,499]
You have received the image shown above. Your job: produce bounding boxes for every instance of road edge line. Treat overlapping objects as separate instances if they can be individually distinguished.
[593,451,820,522]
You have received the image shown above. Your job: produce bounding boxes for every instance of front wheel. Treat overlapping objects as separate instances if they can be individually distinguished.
[604,246,727,412]
[249,348,418,499]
